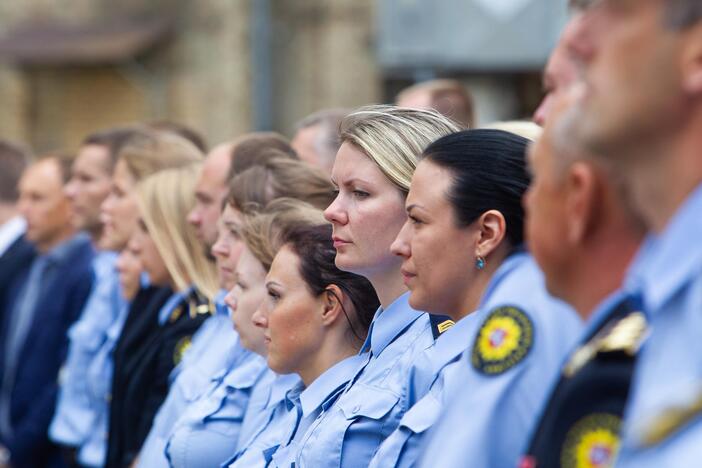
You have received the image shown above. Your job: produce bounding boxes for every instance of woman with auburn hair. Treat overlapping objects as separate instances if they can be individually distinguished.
[105,163,218,468]
[272,104,461,467]
[222,200,379,467]
[159,199,329,468]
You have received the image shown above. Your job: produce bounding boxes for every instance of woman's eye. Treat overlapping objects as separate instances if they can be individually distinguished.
[267,288,280,301]
[352,190,370,199]
[409,215,423,225]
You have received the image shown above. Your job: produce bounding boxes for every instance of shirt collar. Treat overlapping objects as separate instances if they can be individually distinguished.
[268,373,300,410]
[479,250,529,308]
[214,289,229,316]
[297,354,366,417]
[625,183,702,315]
[157,287,192,324]
[0,216,26,256]
[429,313,480,364]
[361,292,423,355]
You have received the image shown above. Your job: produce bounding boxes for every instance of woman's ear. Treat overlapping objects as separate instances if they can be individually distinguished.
[475,210,507,258]
[320,284,345,326]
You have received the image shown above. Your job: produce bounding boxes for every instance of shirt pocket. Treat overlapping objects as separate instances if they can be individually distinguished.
[338,384,400,421]
[200,385,251,438]
[322,385,401,468]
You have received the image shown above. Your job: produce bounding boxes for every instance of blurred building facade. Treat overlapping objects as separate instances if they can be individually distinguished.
[0,0,564,153]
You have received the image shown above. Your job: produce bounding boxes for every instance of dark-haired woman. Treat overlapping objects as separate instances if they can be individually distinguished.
[228,223,380,467]
[369,129,583,468]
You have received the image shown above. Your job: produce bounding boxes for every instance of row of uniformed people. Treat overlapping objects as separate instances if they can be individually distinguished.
[132,105,582,468]
[48,101,588,468]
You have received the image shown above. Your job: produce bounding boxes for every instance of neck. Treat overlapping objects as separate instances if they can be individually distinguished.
[451,249,509,322]
[565,207,643,320]
[37,227,76,254]
[366,269,408,310]
[627,115,702,233]
[299,335,357,387]
[0,204,18,226]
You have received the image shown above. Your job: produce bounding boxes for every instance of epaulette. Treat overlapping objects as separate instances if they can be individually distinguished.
[430,314,455,340]
[187,289,215,319]
[563,310,647,378]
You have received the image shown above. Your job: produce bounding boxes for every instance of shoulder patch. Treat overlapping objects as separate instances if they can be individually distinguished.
[560,413,621,468]
[173,336,192,366]
[471,305,534,375]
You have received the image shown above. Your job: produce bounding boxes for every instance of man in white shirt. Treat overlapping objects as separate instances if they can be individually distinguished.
[0,141,29,259]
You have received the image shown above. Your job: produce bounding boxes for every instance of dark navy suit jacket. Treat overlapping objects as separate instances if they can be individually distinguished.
[0,234,94,468]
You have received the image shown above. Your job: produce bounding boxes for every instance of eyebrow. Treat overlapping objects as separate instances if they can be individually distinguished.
[406,203,427,214]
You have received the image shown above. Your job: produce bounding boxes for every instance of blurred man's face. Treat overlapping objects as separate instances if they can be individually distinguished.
[292,125,322,169]
[18,159,73,253]
[533,40,579,126]
[524,133,572,299]
[566,0,681,161]
[64,144,112,237]
[187,143,232,254]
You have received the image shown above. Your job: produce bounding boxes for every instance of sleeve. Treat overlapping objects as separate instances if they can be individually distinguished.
[8,267,94,466]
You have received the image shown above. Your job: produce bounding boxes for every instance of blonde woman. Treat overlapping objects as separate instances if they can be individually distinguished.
[276,105,461,467]
[106,163,217,468]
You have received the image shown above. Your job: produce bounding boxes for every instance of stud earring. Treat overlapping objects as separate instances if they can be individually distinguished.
[475,255,486,270]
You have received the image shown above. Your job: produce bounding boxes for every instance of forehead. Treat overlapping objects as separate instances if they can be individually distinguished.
[332,142,389,184]
[76,144,111,169]
[237,246,264,276]
[268,245,301,280]
[222,204,242,223]
[407,160,452,206]
[21,160,63,192]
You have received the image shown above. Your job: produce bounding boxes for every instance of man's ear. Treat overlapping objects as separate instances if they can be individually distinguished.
[320,285,344,327]
[564,162,598,245]
[475,209,507,258]
[681,23,702,95]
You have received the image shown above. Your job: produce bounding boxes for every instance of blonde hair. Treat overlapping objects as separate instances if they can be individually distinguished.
[240,198,327,271]
[136,163,219,299]
[340,105,462,193]
[483,121,543,142]
[228,153,335,214]
[119,128,204,181]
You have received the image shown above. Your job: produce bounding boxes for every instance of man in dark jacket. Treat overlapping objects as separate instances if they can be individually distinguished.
[0,156,95,468]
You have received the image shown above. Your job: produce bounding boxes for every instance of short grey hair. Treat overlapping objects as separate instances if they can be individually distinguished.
[665,0,702,29]
[295,108,349,167]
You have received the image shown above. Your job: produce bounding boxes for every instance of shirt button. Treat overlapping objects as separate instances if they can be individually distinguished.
[352,405,360,414]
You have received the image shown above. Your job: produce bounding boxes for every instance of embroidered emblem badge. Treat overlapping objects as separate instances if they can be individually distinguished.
[471,305,533,375]
[173,336,192,365]
[561,413,621,468]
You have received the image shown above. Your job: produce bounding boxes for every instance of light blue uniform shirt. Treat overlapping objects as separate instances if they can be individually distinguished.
[137,291,241,467]
[270,354,367,467]
[616,184,702,467]
[224,372,300,467]
[419,252,582,468]
[49,250,123,448]
[163,348,269,468]
[368,312,479,468]
[288,292,435,468]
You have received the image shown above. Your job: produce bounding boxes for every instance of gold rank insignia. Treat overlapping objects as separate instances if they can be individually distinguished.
[640,389,702,447]
[173,336,192,366]
[438,319,455,334]
[168,305,184,323]
[471,305,534,375]
[188,294,214,319]
[563,312,648,378]
[561,413,621,468]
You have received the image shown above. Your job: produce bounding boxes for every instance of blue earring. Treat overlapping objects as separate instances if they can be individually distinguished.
[475,255,486,270]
